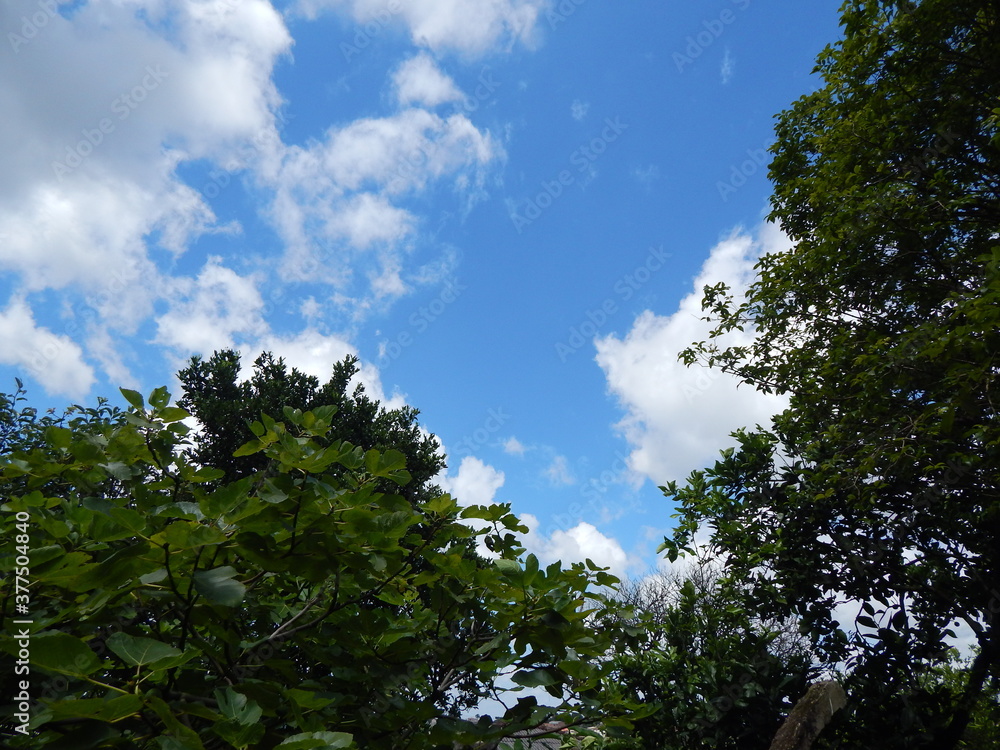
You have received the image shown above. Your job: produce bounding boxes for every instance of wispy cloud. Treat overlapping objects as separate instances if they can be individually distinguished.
[503,436,528,455]
[544,455,576,486]
[720,47,734,84]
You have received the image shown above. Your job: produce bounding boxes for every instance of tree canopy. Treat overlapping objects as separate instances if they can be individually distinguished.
[0,385,636,749]
[177,351,445,507]
[602,558,816,750]
[664,1,999,747]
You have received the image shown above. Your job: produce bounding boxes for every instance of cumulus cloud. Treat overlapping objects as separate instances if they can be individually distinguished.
[299,0,548,57]
[155,258,267,356]
[503,436,527,455]
[439,456,506,508]
[596,222,792,486]
[392,53,462,107]
[267,107,501,302]
[1,0,508,397]
[0,298,95,399]
[0,0,292,391]
[521,515,638,580]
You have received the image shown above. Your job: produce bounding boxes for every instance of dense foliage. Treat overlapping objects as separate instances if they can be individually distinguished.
[177,351,445,506]
[603,559,816,750]
[664,1,1000,747]
[0,386,634,749]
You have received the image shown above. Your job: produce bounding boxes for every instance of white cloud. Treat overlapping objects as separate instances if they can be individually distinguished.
[439,455,506,507]
[521,515,638,580]
[155,258,267,356]
[1,0,509,398]
[544,454,575,486]
[631,163,661,190]
[503,436,527,455]
[0,298,95,399]
[720,47,734,84]
[392,53,462,107]
[570,98,589,121]
[596,222,792,486]
[267,107,501,303]
[0,0,292,390]
[299,0,548,57]
[229,327,404,414]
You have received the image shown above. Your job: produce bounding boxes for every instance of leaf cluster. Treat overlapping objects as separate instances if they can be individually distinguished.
[0,387,636,749]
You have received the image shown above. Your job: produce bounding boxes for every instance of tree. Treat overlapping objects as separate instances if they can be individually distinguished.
[663,1,999,748]
[602,556,816,750]
[177,350,445,506]
[0,385,636,749]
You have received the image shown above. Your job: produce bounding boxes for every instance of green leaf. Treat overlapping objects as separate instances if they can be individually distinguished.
[215,687,263,725]
[158,406,190,423]
[107,632,183,666]
[46,694,143,722]
[193,566,247,607]
[28,632,101,677]
[423,494,457,515]
[511,668,561,688]
[276,732,355,749]
[148,386,171,410]
[120,388,145,410]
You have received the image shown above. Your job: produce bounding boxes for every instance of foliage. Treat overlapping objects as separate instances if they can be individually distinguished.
[177,350,445,505]
[917,649,1000,750]
[0,386,635,749]
[663,1,999,748]
[601,558,816,750]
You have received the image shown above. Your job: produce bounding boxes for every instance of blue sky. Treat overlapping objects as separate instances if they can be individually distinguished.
[1,0,843,578]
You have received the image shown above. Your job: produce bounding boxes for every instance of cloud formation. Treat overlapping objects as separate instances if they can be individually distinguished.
[297,0,549,57]
[596,222,792,486]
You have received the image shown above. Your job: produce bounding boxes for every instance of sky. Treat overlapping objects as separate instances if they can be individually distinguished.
[1,0,846,580]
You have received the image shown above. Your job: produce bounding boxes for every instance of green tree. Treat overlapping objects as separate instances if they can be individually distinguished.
[663,1,999,748]
[602,557,816,750]
[0,386,636,749]
[177,350,444,506]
